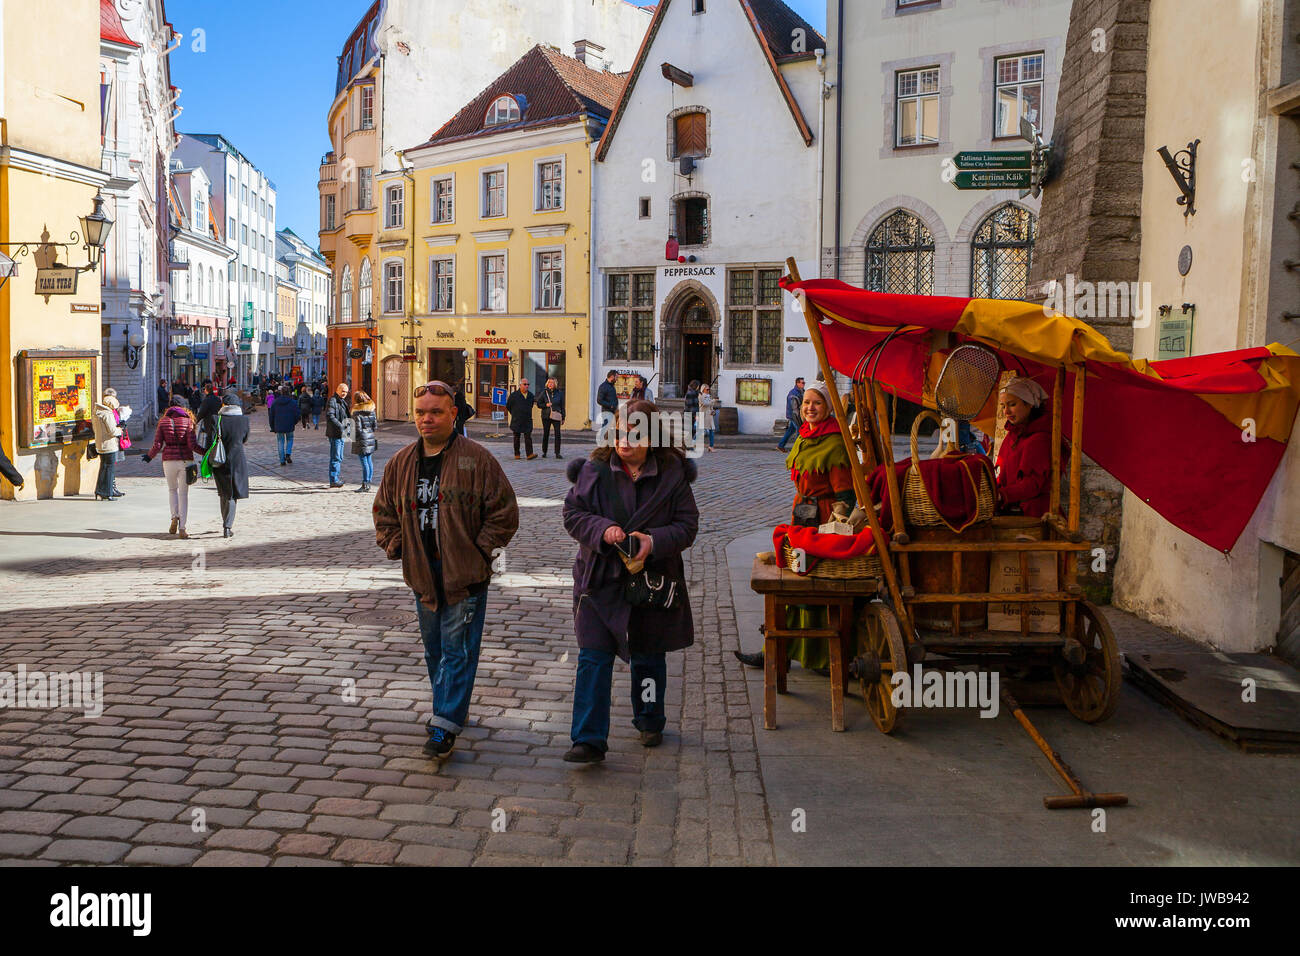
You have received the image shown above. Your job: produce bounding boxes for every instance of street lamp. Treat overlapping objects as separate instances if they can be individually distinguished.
[79,192,113,272]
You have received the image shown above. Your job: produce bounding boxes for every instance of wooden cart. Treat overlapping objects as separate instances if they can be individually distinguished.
[780,259,1123,743]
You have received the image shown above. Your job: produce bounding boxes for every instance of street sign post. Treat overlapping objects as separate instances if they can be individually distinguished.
[491,386,507,406]
[953,169,1034,190]
[952,150,1032,170]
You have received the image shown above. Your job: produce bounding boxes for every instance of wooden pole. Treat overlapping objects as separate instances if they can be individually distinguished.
[786,257,911,628]
[1050,367,1063,517]
[1066,363,1085,641]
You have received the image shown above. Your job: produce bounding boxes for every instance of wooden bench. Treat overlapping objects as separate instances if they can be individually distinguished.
[749,553,881,731]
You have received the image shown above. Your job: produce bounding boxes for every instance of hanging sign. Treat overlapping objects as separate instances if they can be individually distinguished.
[36,268,78,295]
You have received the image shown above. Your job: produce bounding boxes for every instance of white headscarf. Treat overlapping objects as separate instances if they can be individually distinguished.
[1000,376,1048,409]
[803,380,835,414]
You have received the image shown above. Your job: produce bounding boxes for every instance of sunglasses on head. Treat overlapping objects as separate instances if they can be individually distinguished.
[414,380,455,399]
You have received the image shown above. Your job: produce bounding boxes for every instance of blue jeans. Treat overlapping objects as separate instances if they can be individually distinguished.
[328,437,344,483]
[276,431,294,462]
[312,412,320,428]
[359,453,373,483]
[778,419,799,450]
[415,590,489,735]
[570,647,667,751]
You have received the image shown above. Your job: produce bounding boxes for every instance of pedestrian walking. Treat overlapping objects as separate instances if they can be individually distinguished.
[156,378,170,415]
[325,382,351,487]
[537,377,565,459]
[683,379,701,446]
[268,385,300,466]
[299,387,315,429]
[561,399,700,763]
[196,382,221,437]
[310,388,324,429]
[373,380,520,759]
[699,382,717,452]
[350,389,378,493]
[90,390,122,501]
[140,396,201,538]
[453,383,473,436]
[507,378,537,460]
[596,370,619,434]
[776,377,805,452]
[210,391,250,538]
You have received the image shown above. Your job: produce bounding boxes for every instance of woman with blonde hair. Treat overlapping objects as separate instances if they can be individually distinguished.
[351,389,378,493]
[90,389,123,501]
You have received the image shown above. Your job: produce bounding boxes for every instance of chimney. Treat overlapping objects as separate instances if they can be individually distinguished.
[573,39,605,69]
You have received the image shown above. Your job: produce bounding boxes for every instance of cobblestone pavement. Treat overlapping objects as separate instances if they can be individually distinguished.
[0,424,791,866]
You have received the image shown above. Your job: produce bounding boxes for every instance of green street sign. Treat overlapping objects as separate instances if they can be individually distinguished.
[953,150,1032,170]
[242,302,254,338]
[953,169,1033,190]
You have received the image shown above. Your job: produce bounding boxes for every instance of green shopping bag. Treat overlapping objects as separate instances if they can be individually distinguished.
[199,415,222,480]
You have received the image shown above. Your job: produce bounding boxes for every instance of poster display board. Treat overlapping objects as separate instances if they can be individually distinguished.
[17,350,98,449]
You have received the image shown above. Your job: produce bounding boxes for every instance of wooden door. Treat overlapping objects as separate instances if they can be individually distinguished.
[476,362,507,419]
[381,357,409,421]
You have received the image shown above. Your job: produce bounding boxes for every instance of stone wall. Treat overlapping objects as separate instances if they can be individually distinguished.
[1028,0,1152,600]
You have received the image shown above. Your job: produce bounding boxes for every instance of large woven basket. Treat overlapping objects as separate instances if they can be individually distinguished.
[905,410,996,530]
[781,538,882,579]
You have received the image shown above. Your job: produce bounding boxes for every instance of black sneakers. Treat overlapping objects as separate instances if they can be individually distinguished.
[423,726,456,759]
[563,743,605,763]
[639,731,663,748]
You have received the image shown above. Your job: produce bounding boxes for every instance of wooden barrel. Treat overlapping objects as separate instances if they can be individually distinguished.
[908,524,991,633]
[717,406,739,435]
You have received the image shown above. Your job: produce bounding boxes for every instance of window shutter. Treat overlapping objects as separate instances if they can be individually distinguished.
[674,112,706,158]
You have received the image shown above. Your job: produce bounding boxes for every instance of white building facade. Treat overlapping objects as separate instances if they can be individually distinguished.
[98,0,177,437]
[591,0,825,434]
[277,229,331,381]
[174,133,278,386]
[168,163,236,387]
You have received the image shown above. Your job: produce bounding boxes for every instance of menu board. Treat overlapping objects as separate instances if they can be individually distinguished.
[26,355,95,448]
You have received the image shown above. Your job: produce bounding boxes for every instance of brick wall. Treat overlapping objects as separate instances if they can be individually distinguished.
[1029,0,1152,599]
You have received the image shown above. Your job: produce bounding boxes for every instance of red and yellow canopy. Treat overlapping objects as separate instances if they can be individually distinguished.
[781,278,1300,553]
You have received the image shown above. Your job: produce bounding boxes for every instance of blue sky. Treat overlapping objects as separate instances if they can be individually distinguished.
[167,0,828,246]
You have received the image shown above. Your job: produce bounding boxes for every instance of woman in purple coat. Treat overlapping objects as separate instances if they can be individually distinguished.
[561,399,699,763]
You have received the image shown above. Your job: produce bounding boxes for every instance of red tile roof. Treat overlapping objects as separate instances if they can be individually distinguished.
[101,0,138,47]
[411,45,627,151]
[745,0,825,60]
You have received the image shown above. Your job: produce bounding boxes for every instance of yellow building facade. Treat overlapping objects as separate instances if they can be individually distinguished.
[396,45,623,428]
[1,0,112,499]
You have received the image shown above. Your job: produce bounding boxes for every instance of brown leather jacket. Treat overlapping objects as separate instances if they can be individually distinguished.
[373,435,519,611]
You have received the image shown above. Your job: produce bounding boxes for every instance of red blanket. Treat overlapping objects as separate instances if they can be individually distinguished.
[868,454,995,533]
[774,524,877,569]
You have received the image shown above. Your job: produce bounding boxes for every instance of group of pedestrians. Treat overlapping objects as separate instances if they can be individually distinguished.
[504,377,566,459]
[374,382,699,764]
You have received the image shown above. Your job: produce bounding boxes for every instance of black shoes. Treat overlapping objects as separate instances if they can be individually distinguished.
[222,528,234,538]
[423,726,456,759]
[734,650,764,669]
[286,455,292,464]
[354,483,371,493]
[95,494,115,501]
[329,482,343,488]
[563,743,605,763]
[111,491,125,498]
[639,731,663,748]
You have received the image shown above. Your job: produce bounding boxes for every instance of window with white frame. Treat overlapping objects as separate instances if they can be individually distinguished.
[229,175,236,195]
[359,168,374,209]
[229,216,235,239]
[727,267,783,366]
[537,160,563,211]
[482,168,506,218]
[994,53,1044,139]
[382,260,404,314]
[430,257,454,312]
[896,67,940,146]
[481,254,505,311]
[385,184,404,228]
[360,85,375,130]
[536,250,563,310]
[432,176,454,223]
[358,258,372,320]
[194,195,206,231]
[485,95,520,127]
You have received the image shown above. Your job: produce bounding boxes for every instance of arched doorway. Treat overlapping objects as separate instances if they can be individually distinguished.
[660,282,720,397]
[381,356,410,421]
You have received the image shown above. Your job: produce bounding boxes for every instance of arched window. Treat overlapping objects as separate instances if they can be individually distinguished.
[485,95,521,127]
[195,266,202,305]
[866,210,935,295]
[207,267,214,306]
[359,258,372,321]
[341,265,353,323]
[970,203,1037,300]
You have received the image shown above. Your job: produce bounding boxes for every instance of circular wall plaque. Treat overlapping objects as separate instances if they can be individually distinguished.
[1178,245,1193,276]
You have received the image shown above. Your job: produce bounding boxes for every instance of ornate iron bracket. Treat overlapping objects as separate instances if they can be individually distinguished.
[1156,140,1199,217]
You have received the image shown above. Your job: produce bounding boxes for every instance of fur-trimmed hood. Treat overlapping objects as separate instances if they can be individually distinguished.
[567,454,698,484]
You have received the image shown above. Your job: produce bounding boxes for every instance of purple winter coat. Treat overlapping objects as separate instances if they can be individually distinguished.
[563,453,699,660]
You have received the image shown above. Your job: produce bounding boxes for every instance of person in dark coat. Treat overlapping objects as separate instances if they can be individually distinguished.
[268,386,300,466]
[453,383,473,436]
[325,382,351,487]
[156,378,170,415]
[536,377,565,459]
[310,388,325,429]
[211,391,250,538]
[506,379,537,460]
[0,441,24,491]
[596,370,618,433]
[350,389,378,493]
[560,399,700,763]
[196,383,222,439]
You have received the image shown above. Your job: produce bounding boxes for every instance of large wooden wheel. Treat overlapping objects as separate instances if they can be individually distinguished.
[1053,601,1122,723]
[853,603,909,734]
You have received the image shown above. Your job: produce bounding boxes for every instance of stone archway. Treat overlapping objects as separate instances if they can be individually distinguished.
[659,279,722,398]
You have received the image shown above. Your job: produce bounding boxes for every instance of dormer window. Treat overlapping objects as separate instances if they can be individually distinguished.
[485,95,521,127]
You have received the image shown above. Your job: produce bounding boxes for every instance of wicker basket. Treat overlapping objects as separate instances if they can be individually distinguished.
[781,538,882,579]
[905,410,996,530]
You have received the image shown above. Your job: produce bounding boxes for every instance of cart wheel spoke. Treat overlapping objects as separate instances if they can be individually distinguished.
[1053,602,1121,723]
[857,604,907,734]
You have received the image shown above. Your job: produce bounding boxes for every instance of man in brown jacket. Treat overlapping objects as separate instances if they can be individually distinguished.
[373,380,519,759]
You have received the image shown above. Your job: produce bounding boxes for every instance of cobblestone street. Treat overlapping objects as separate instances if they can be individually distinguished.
[0,424,791,866]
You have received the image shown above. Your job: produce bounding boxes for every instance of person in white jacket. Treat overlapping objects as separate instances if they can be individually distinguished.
[90,389,123,501]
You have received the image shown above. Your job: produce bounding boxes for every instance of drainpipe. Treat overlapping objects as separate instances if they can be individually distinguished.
[815,48,830,279]
[833,0,845,281]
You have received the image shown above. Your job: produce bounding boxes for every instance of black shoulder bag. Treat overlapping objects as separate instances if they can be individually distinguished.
[598,461,682,611]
